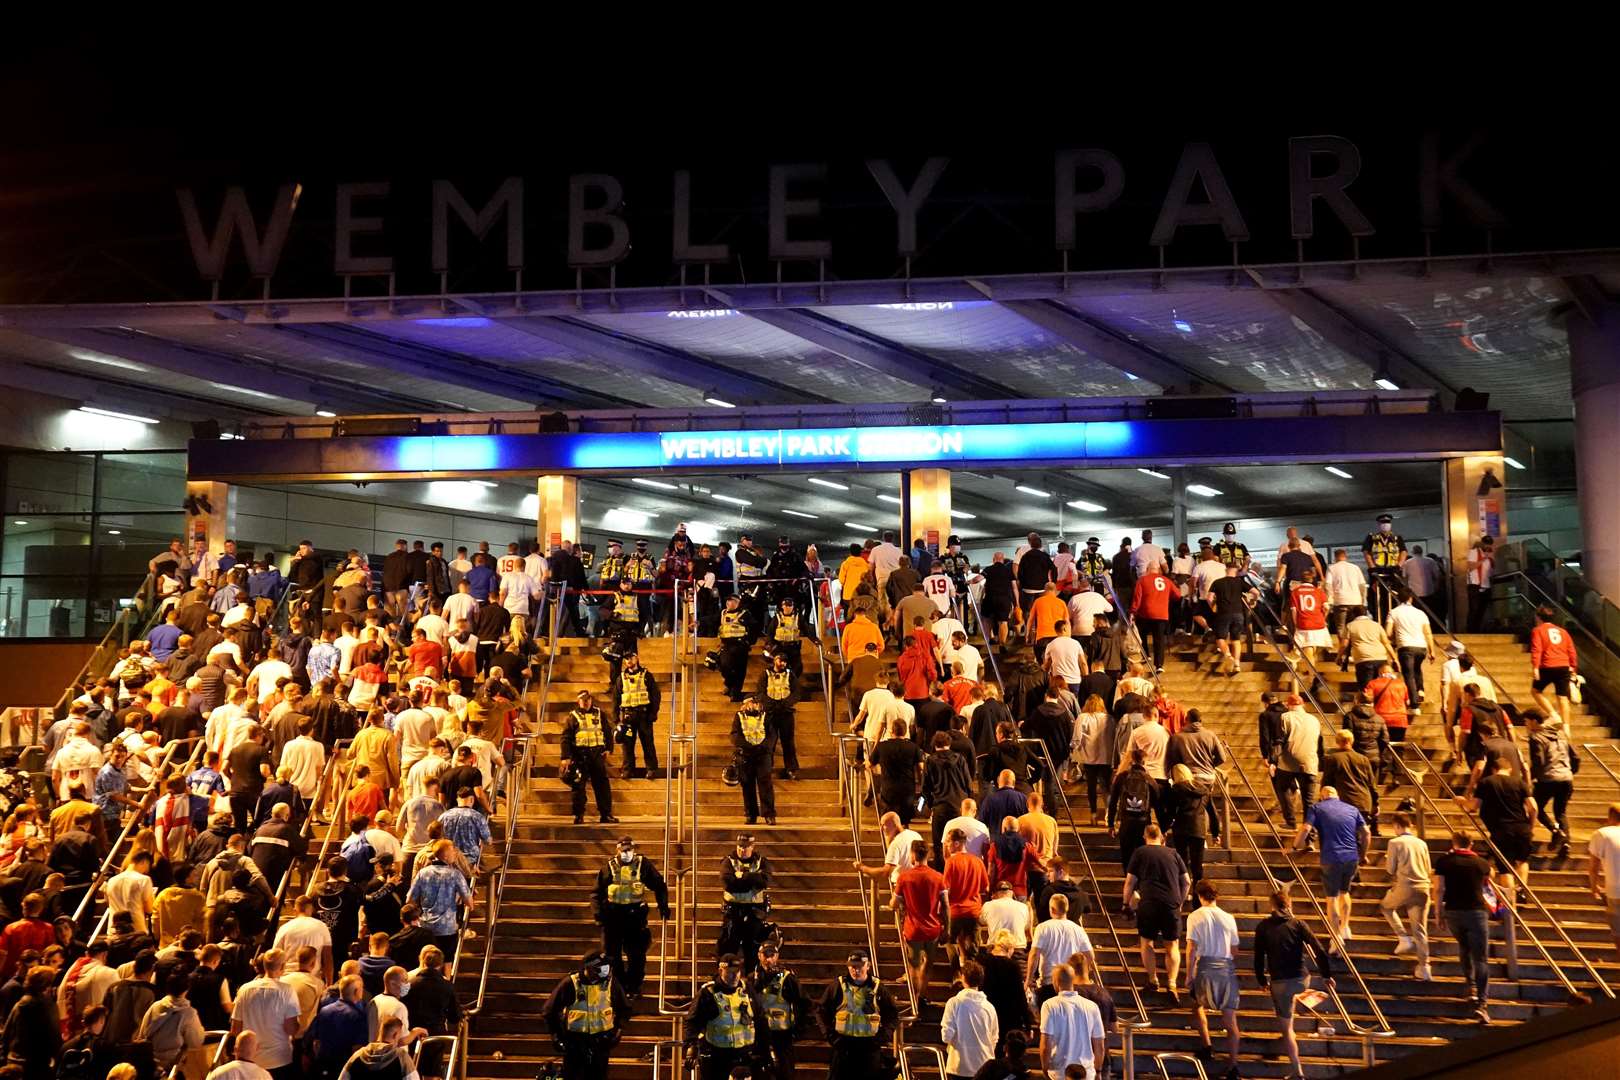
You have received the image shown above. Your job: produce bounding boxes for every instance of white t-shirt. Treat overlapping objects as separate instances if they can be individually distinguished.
[1590,825,1620,899]
[415,613,449,648]
[1040,991,1106,1078]
[1131,543,1166,577]
[105,869,155,933]
[206,1062,272,1080]
[1386,604,1430,649]
[1129,720,1169,780]
[1030,917,1094,985]
[1325,560,1368,608]
[500,574,539,615]
[947,642,983,683]
[496,554,527,578]
[943,815,990,859]
[248,660,292,703]
[1045,637,1085,684]
[273,914,333,958]
[335,634,361,674]
[53,737,103,799]
[922,573,955,614]
[442,593,478,627]
[1186,904,1240,961]
[208,640,243,669]
[367,993,410,1041]
[981,895,1031,948]
[233,977,301,1068]
[280,737,326,799]
[932,617,966,651]
[1192,559,1227,600]
[869,543,903,586]
[859,688,913,746]
[1170,554,1195,597]
[1066,592,1112,637]
[883,828,923,885]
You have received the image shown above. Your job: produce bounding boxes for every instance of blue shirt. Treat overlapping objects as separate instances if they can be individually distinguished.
[187,766,225,797]
[978,785,1029,828]
[716,555,735,587]
[146,623,182,661]
[407,863,473,933]
[465,565,497,601]
[93,763,128,816]
[439,807,492,864]
[306,642,340,687]
[248,568,285,600]
[210,584,240,613]
[1305,797,1366,865]
[217,554,238,576]
[309,997,369,1066]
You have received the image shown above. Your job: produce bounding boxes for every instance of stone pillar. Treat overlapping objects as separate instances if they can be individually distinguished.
[1568,304,1620,602]
[1170,470,1188,552]
[1442,455,1508,627]
[537,475,579,550]
[183,481,234,551]
[906,468,952,554]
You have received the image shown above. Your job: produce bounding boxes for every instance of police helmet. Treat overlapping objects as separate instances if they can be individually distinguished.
[1222,522,1237,535]
[1376,513,1394,524]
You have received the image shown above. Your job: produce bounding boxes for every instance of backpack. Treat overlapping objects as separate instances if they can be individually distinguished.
[344,835,376,885]
[115,658,151,689]
[1120,770,1153,818]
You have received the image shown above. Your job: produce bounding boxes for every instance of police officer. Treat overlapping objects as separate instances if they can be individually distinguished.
[717,593,753,701]
[718,833,773,974]
[735,533,770,640]
[764,593,806,692]
[751,941,807,1080]
[592,835,670,997]
[765,536,802,605]
[815,949,899,1080]
[603,575,641,662]
[1363,512,1408,620]
[938,535,972,602]
[684,953,766,1080]
[589,539,627,641]
[756,650,800,780]
[625,539,658,633]
[543,950,630,1080]
[1079,536,1110,586]
[1214,522,1251,572]
[732,695,777,826]
[612,650,661,778]
[562,690,619,825]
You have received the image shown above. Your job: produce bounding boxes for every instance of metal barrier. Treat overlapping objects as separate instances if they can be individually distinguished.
[1155,1050,1211,1080]
[1583,742,1620,792]
[52,571,160,720]
[835,733,892,1000]
[657,577,700,1024]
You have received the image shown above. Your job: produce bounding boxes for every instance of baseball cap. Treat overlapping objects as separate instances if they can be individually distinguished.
[1445,639,1466,656]
[846,949,870,964]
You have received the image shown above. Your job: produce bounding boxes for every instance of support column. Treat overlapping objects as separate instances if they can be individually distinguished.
[1170,470,1188,552]
[1569,304,1620,602]
[906,468,952,555]
[1442,455,1508,628]
[183,482,234,552]
[537,475,579,551]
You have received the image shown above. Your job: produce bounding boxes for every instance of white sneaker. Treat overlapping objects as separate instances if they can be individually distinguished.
[1415,964,1433,981]
[1393,936,1414,956]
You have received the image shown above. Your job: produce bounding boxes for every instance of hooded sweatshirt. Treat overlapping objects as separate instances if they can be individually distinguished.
[1530,718,1576,782]
[339,1040,417,1080]
[136,994,204,1068]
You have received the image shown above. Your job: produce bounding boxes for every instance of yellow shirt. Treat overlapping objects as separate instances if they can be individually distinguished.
[838,556,871,599]
[153,886,206,947]
[842,616,884,663]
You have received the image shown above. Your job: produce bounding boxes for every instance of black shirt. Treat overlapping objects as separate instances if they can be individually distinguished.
[980,562,1016,604]
[437,764,483,806]
[1209,576,1249,616]
[1015,550,1055,593]
[871,737,925,799]
[1124,844,1187,907]
[1279,550,1316,583]
[1434,850,1493,910]
[226,741,270,796]
[1475,773,1532,833]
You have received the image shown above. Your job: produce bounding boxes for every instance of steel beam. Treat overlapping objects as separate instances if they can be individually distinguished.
[269,323,640,410]
[0,362,262,422]
[18,327,432,414]
[1254,284,1457,397]
[994,297,1228,393]
[503,316,830,405]
[715,298,1022,400]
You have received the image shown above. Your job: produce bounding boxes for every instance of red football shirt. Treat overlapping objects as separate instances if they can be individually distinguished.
[942,851,989,919]
[1132,573,1173,621]
[894,864,948,942]
[1290,584,1328,631]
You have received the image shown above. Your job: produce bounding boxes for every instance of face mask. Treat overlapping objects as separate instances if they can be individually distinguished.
[619,852,634,864]
[597,964,612,980]
[397,983,410,998]
[1379,523,1392,533]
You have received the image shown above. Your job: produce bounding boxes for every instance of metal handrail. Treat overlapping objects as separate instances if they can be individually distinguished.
[657,578,700,1015]
[836,734,886,987]
[901,1042,950,1080]
[1017,737,1151,1041]
[1582,742,1620,792]
[960,585,1004,694]
[73,734,204,926]
[54,571,159,716]
[263,738,351,935]
[1392,738,1612,999]
[1212,734,1398,1049]
[1368,577,1522,720]
[462,733,533,990]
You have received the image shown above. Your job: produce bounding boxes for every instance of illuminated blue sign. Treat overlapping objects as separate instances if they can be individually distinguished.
[646,423,1110,467]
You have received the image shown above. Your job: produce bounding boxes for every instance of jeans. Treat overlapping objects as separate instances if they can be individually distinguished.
[1271,769,1318,828]
[1083,763,1112,816]
[1139,618,1168,670]
[1446,908,1490,1002]
[1534,779,1573,839]
[1397,646,1427,703]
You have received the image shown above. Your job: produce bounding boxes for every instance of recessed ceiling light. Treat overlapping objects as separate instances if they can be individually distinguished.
[315,409,337,418]
[782,509,819,519]
[712,493,752,506]
[877,494,902,504]
[1503,456,1526,470]
[1173,319,1194,334]
[704,395,736,408]
[1014,485,1051,498]
[1374,377,1400,391]
[843,522,877,532]
[1138,468,1170,480]
[631,478,680,490]
[1066,499,1107,513]
[107,529,122,535]
[12,520,27,526]
[949,509,976,519]
[218,432,245,440]
[808,478,849,490]
[1186,484,1223,497]
[78,405,157,425]
[1324,466,1353,479]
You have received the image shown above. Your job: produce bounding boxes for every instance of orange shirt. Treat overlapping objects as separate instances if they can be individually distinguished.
[842,616,884,662]
[1030,594,1068,640]
[943,850,989,919]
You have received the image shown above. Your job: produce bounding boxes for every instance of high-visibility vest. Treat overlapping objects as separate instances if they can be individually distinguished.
[757,971,795,1032]
[626,555,656,581]
[773,614,799,642]
[598,555,625,582]
[722,855,764,904]
[1080,552,1108,578]
[1214,541,1248,568]
[720,611,747,639]
[564,974,615,1033]
[738,709,767,746]
[605,856,647,905]
[737,554,764,578]
[620,670,650,708]
[765,669,792,701]
[614,592,640,622]
[702,982,756,1048]
[833,976,882,1037]
[572,709,606,748]
[1366,534,1403,568]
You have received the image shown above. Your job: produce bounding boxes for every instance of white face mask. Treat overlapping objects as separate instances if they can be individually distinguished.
[619,852,634,864]
[596,965,612,980]
[1379,523,1392,533]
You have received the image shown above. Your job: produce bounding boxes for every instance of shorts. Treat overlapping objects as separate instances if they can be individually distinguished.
[1192,958,1240,1013]
[1532,667,1571,696]
[1135,899,1181,943]
[906,935,940,965]
[1194,601,1214,623]
[981,600,1011,623]
[1214,612,1246,640]
[1490,827,1534,870]
[948,914,980,941]
[1269,975,1308,1019]
[1321,860,1358,897]
[1294,628,1331,649]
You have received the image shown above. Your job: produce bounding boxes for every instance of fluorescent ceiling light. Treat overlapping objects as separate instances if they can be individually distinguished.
[469,480,499,488]
[1172,319,1194,334]
[1186,484,1223,497]
[314,409,337,418]
[1374,377,1400,391]
[78,405,157,425]
[1137,468,1170,480]
[950,509,976,519]
[1014,485,1051,497]
[843,522,877,532]
[68,349,147,373]
[1503,456,1526,470]
[218,432,245,440]
[631,478,680,490]
[712,493,752,506]
[107,529,121,535]
[209,382,279,400]
[808,478,849,490]
[704,396,736,408]
[415,316,492,327]
[12,520,26,526]
[1324,466,1353,479]
[782,509,819,519]
[877,494,902,504]
[1066,499,1108,513]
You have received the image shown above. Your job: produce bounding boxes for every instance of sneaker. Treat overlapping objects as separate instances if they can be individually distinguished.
[1222,1069,1242,1080]
[1415,964,1433,981]
[1474,1004,1491,1024]
[1394,936,1415,956]
[600,815,621,823]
